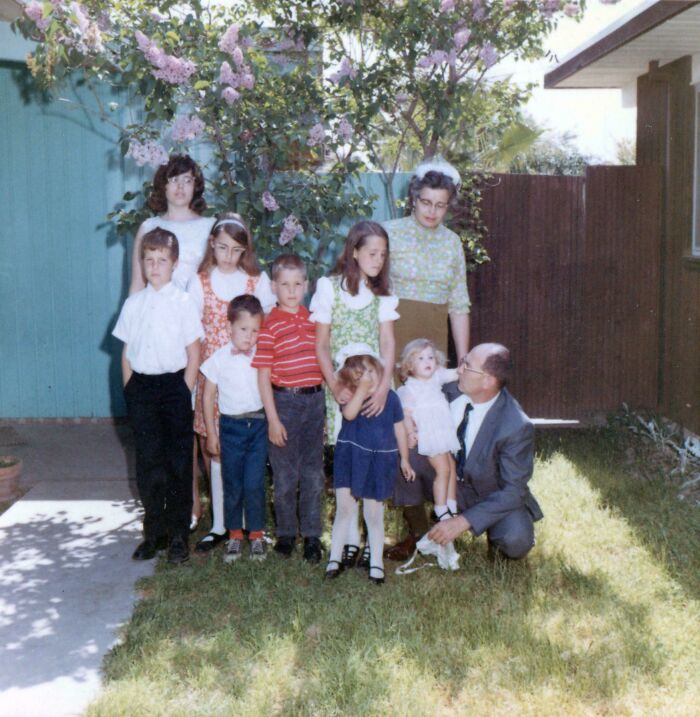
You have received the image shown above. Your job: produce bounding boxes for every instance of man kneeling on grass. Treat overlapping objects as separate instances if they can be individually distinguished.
[389,343,543,561]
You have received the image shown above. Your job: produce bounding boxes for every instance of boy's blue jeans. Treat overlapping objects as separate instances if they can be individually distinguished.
[219,414,268,532]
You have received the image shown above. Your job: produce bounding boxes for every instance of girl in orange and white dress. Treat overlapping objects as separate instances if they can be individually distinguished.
[187,213,276,552]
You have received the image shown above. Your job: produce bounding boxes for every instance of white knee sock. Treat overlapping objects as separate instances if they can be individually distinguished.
[363,498,385,578]
[210,459,225,535]
[329,488,359,566]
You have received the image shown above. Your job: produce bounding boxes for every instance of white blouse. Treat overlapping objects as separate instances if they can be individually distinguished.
[141,215,215,290]
[186,267,277,315]
[309,276,400,324]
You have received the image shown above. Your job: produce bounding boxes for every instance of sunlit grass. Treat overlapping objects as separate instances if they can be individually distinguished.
[86,429,700,717]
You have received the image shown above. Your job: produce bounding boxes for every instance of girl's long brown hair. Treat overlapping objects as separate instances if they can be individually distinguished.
[332,220,391,297]
[197,213,261,276]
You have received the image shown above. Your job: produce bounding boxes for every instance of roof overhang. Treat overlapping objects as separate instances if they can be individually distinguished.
[545,0,700,89]
[0,0,21,22]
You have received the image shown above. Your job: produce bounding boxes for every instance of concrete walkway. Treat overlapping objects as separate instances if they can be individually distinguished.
[0,423,153,717]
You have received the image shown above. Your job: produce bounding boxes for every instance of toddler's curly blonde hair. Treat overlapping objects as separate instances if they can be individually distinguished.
[398,338,447,382]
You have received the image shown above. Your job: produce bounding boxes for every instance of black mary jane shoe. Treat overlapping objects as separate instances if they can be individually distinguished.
[324,560,344,580]
[194,531,227,554]
[340,544,360,569]
[368,566,385,585]
[356,545,370,571]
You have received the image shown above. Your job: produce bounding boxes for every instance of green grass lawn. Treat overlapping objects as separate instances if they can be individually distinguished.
[87,428,700,717]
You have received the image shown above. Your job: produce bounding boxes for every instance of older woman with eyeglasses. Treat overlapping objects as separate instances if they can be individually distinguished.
[383,160,470,363]
[383,159,472,560]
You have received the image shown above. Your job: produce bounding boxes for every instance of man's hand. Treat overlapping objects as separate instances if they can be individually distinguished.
[428,515,470,545]
[361,382,389,417]
[268,419,288,447]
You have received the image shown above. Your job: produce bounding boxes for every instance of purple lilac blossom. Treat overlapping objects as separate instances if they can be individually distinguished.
[171,115,205,142]
[24,2,51,31]
[307,122,325,147]
[454,28,471,51]
[338,117,354,142]
[219,24,240,54]
[439,0,455,12]
[222,87,241,105]
[279,215,303,246]
[262,191,279,211]
[127,139,169,168]
[329,56,358,84]
[479,43,497,68]
[563,3,579,16]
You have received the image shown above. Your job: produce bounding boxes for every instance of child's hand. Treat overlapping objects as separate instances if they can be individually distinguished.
[332,382,352,405]
[268,419,288,447]
[404,413,418,449]
[206,435,220,458]
[401,459,416,482]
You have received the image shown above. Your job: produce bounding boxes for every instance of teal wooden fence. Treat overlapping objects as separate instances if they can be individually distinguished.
[0,61,409,418]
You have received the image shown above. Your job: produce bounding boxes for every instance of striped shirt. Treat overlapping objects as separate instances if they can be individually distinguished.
[252,305,323,387]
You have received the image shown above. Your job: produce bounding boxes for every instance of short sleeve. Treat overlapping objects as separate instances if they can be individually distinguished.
[309,276,334,324]
[396,384,416,411]
[251,323,275,369]
[180,294,205,345]
[255,272,277,314]
[447,235,470,315]
[112,300,132,343]
[388,390,404,423]
[200,353,219,384]
[378,294,400,322]
[186,274,205,317]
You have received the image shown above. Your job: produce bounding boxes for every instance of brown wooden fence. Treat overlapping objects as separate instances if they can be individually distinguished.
[468,166,663,419]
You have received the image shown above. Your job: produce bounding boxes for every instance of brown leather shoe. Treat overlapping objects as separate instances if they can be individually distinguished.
[384,533,417,561]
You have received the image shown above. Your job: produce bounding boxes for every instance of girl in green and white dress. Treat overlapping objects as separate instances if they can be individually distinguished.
[310,220,399,563]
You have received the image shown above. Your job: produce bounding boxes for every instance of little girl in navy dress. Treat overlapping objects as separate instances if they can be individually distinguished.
[325,343,415,584]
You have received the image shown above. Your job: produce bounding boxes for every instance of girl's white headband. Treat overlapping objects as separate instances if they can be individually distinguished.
[413,159,461,187]
[213,218,247,232]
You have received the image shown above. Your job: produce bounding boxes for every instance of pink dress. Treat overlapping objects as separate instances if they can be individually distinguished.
[193,271,258,436]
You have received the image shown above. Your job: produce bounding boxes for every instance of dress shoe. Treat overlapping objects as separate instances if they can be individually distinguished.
[194,531,227,554]
[368,566,385,585]
[302,537,323,564]
[340,544,360,568]
[324,560,344,579]
[274,536,296,557]
[167,536,190,564]
[356,545,370,570]
[132,536,167,561]
[384,534,417,562]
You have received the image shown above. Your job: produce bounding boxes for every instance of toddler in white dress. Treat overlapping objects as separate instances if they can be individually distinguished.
[397,339,459,521]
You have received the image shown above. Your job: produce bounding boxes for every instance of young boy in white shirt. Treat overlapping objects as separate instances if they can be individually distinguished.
[200,294,268,562]
[113,228,203,564]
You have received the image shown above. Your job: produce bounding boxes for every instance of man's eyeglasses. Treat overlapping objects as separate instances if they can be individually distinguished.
[459,358,487,376]
[417,197,449,211]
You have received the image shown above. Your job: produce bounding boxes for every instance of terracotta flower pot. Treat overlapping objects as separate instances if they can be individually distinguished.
[0,456,22,501]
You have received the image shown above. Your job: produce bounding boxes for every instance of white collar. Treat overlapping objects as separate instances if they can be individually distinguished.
[146,281,175,296]
[467,390,500,415]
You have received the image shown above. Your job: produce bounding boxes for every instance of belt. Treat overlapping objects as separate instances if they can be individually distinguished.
[272,384,323,395]
[221,411,266,420]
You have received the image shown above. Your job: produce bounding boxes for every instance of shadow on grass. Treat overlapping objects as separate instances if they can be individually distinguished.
[98,535,667,715]
[536,428,700,600]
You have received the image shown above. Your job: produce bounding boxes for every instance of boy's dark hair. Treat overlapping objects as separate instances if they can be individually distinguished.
[140,228,179,261]
[227,294,264,323]
[407,170,458,212]
[149,154,207,214]
[332,220,391,297]
[271,253,307,280]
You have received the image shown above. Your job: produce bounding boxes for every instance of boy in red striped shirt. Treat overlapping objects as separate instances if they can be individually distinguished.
[254,254,325,562]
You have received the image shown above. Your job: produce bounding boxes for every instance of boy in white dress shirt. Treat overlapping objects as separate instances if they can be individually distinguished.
[200,294,268,562]
[113,228,203,564]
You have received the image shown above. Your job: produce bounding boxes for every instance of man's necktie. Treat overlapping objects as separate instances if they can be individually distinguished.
[455,401,473,479]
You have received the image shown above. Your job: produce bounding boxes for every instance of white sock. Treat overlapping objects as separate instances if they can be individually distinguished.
[210,459,225,535]
[363,498,385,578]
[435,504,449,520]
[328,488,359,568]
[446,499,457,515]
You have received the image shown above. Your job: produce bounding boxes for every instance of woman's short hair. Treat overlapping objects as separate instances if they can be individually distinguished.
[398,338,446,382]
[149,154,207,214]
[407,170,458,212]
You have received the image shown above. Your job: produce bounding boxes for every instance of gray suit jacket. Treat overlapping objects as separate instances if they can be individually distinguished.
[445,383,543,537]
